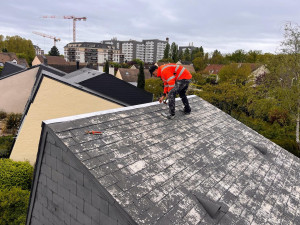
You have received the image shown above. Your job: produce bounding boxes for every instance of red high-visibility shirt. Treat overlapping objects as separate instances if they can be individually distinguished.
[157,64,192,94]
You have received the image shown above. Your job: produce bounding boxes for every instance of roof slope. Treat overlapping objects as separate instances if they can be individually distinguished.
[42,96,300,224]
[63,68,103,83]
[0,61,26,78]
[78,73,153,105]
[118,68,153,82]
[37,55,68,65]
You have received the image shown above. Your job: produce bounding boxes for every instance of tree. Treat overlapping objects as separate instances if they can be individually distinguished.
[1,35,35,65]
[278,22,300,148]
[163,42,170,59]
[48,46,60,56]
[145,78,164,99]
[137,61,145,89]
[104,60,109,74]
[218,63,252,85]
[182,48,191,62]
[192,57,206,72]
[170,42,178,62]
[230,49,247,63]
[210,50,224,64]
[246,50,262,63]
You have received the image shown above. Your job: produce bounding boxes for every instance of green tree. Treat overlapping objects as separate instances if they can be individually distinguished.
[192,57,206,72]
[48,45,60,56]
[170,42,178,62]
[246,50,262,63]
[3,35,35,65]
[218,63,252,84]
[145,78,164,99]
[104,60,109,74]
[182,48,191,62]
[137,61,145,89]
[210,50,224,64]
[230,49,247,63]
[163,42,170,59]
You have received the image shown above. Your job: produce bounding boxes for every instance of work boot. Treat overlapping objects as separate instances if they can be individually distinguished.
[166,114,176,120]
[180,109,191,115]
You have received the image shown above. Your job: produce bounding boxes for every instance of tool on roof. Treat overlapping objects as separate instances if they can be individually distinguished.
[85,130,102,135]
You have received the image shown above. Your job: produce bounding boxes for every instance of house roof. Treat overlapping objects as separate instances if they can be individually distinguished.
[78,73,153,105]
[0,52,28,67]
[118,68,153,82]
[63,68,102,83]
[0,61,26,78]
[30,95,300,224]
[203,64,225,74]
[37,55,68,65]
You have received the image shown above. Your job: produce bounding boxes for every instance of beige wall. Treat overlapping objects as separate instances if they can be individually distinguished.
[10,77,122,164]
[115,70,122,80]
[32,56,42,66]
[0,67,39,113]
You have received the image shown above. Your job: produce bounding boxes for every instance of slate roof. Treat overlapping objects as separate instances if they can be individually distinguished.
[41,96,300,224]
[0,61,26,78]
[78,73,153,105]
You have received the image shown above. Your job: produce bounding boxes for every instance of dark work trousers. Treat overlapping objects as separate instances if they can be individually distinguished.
[168,79,191,116]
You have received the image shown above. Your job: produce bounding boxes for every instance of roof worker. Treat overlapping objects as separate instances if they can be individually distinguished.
[149,63,192,119]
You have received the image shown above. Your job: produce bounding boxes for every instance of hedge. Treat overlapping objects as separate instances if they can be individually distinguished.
[0,136,14,158]
[0,187,30,225]
[0,159,34,191]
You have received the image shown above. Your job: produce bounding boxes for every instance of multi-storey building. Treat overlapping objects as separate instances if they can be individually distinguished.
[64,42,124,64]
[33,45,44,56]
[179,43,196,53]
[143,39,167,63]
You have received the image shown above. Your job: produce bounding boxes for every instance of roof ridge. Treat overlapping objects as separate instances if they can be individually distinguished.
[44,95,197,124]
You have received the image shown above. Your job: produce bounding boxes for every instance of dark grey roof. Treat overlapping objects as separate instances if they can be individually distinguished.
[78,73,153,105]
[0,61,26,78]
[41,96,300,224]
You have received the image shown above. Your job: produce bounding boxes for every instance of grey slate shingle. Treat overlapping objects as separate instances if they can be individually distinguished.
[41,96,300,224]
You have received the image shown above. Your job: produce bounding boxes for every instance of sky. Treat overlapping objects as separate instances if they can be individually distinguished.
[0,0,299,56]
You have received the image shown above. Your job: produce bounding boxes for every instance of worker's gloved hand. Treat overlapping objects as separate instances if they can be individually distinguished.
[159,96,165,103]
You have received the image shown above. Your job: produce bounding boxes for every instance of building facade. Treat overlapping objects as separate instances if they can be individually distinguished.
[64,42,124,64]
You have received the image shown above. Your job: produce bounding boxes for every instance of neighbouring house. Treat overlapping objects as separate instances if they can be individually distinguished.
[0,61,26,78]
[26,96,300,224]
[32,55,68,66]
[0,64,65,113]
[202,64,225,75]
[116,68,153,86]
[0,52,28,67]
[10,67,153,164]
[32,55,92,73]
[244,63,269,85]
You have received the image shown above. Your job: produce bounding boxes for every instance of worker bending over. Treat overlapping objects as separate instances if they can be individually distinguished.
[149,64,192,119]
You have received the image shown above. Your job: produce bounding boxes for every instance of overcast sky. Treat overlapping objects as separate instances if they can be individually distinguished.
[0,0,299,55]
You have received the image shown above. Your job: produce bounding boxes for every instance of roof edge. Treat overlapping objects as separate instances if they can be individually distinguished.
[44,95,197,124]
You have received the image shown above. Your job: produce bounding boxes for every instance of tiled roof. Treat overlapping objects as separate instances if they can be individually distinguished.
[203,64,225,74]
[37,55,68,65]
[118,68,153,82]
[45,96,300,224]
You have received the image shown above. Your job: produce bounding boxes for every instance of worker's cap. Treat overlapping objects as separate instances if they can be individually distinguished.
[149,65,158,76]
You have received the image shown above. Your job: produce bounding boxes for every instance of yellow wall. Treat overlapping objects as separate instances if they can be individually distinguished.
[0,67,39,113]
[32,56,42,66]
[10,77,122,164]
[115,70,122,80]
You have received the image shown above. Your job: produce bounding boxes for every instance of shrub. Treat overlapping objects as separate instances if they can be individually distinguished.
[0,136,14,158]
[3,113,22,135]
[0,159,34,191]
[0,110,7,120]
[0,187,30,225]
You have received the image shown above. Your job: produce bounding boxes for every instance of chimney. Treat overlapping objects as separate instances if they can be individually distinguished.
[166,37,169,43]
[43,56,47,65]
[76,61,79,70]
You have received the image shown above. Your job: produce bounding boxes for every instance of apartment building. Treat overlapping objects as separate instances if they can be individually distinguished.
[179,43,196,53]
[143,39,167,63]
[64,42,124,64]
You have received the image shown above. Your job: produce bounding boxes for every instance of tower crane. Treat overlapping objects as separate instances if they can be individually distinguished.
[33,31,61,46]
[41,16,87,42]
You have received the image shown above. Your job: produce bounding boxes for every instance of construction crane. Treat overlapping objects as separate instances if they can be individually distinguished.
[41,16,87,42]
[32,31,61,46]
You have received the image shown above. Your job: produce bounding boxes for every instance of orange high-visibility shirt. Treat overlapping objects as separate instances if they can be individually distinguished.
[157,64,192,94]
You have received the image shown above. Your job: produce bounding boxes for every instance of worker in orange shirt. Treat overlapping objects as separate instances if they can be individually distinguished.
[149,64,192,119]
